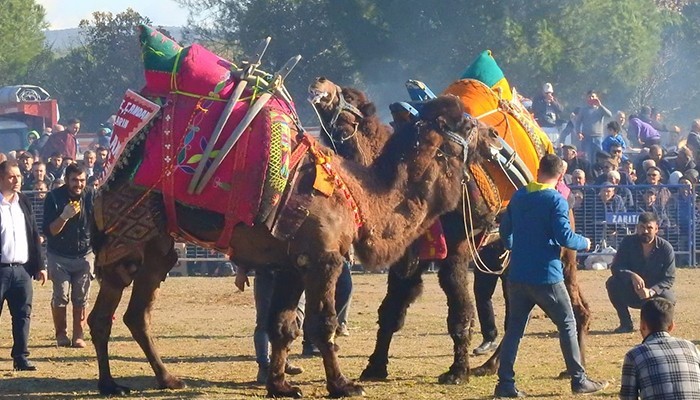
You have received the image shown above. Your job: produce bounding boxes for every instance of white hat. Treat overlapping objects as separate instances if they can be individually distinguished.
[669,170,683,185]
[543,82,554,93]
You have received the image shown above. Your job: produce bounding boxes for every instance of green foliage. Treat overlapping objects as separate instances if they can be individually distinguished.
[0,0,47,85]
[29,9,154,130]
[179,0,686,121]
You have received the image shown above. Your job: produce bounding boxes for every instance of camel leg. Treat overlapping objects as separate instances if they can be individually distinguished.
[359,259,425,381]
[88,266,130,396]
[305,251,364,398]
[437,256,475,384]
[563,256,590,365]
[122,244,184,390]
[266,267,304,398]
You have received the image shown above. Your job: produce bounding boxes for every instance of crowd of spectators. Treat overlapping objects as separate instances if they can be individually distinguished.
[4,119,109,197]
[534,85,699,255]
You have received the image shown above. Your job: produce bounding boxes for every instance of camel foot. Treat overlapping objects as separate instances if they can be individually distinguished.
[267,381,303,398]
[328,379,365,398]
[359,363,388,381]
[157,375,187,390]
[98,380,131,396]
[471,362,497,377]
[438,368,468,385]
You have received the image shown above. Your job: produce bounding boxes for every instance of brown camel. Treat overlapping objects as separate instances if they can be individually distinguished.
[88,95,498,398]
[308,77,592,384]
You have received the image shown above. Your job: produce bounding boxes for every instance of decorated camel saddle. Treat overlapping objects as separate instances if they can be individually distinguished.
[393,50,554,212]
[101,25,310,252]
[444,50,555,208]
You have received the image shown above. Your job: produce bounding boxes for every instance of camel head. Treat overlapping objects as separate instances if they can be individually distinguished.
[309,77,385,164]
[416,95,480,165]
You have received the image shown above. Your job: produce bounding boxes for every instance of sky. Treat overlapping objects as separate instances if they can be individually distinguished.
[36,0,190,30]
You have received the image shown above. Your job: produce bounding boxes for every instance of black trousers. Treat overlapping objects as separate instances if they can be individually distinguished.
[473,245,510,343]
[0,264,33,360]
[606,275,675,327]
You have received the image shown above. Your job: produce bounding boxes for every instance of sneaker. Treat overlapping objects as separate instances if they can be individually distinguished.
[494,384,527,398]
[613,325,635,334]
[473,340,498,355]
[336,323,350,337]
[285,362,304,375]
[256,364,269,384]
[572,378,608,394]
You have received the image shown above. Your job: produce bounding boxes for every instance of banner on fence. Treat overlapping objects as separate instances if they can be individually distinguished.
[606,212,640,225]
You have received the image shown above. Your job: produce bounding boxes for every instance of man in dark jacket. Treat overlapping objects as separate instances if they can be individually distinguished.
[43,163,94,348]
[0,160,47,370]
[495,154,606,397]
[607,212,675,334]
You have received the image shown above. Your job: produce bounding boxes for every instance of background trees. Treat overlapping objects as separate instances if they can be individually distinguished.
[28,9,152,129]
[179,0,700,125]
[0,0,47,85]
[5,0,700,130]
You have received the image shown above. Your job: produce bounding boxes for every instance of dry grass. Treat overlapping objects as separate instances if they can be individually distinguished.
[1,268,699,399]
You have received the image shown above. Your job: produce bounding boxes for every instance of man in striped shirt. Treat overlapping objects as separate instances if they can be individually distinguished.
[620,297,700,399]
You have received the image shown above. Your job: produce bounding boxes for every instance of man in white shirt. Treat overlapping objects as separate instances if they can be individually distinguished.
[0,160,47,371]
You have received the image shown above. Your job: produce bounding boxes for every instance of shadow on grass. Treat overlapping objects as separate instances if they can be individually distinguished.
[588,329,627,336]
[8,354,257,366]
[0,375,268,399]
[108,334,250,342]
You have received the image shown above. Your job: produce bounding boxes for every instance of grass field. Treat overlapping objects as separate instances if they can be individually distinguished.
[1,268,699,399]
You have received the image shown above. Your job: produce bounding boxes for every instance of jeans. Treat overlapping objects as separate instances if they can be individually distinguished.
[0,264,33,360]
[582,136,603,164]
[473,246,509,343]
[497,281,585,389]
[606,275,675,327]
[253,269,305,367]
[335,260,353,325]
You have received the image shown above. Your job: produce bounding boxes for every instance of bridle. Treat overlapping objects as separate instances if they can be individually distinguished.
[427,112,478,169]
[309,84,364,151]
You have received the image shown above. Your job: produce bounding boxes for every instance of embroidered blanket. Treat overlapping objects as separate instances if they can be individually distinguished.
[131,25,296,226]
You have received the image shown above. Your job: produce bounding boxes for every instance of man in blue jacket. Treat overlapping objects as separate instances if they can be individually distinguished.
[494,154,607,398]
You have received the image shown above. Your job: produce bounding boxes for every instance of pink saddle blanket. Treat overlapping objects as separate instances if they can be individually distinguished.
[132,35,296,226]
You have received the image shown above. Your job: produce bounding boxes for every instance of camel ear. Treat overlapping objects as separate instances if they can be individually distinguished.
[360,102,376,117]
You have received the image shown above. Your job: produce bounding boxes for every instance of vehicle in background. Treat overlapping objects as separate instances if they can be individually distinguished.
[0,85,59,153]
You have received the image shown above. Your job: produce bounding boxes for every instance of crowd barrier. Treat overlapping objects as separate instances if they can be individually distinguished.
[23,182,697,276]
[569,184,696,266]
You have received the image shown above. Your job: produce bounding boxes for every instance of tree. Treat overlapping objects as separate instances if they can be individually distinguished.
[179,0,696,125]
[0,0,47,85]
[29,9,160,130]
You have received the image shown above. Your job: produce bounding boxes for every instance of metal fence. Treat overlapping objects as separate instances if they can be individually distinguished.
[23,190,232,277]
[569,184,696,266]
[23,182,700,273]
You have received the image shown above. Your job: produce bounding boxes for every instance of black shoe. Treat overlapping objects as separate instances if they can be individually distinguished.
[302,344,320,357]
[572,378,608,394]
[256,364,268,384]
[494,384,527,398]
[473,340,498,355]
[13,358,37,371]
[613,325,635,334]
[285,362,304,375]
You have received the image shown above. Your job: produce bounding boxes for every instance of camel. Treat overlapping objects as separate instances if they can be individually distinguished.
[88,93,500,398]
[308,77,592,384]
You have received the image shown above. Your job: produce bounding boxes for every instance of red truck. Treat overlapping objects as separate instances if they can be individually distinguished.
[0,85,59,153]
